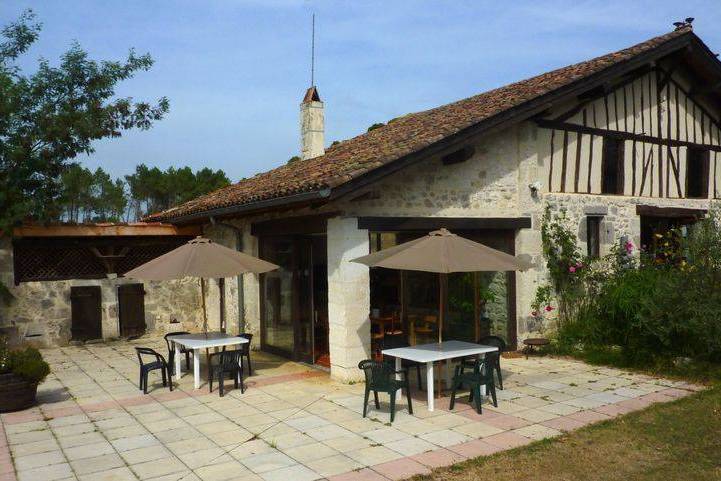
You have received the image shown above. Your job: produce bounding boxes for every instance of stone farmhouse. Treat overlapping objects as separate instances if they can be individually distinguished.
[3,23,720,382]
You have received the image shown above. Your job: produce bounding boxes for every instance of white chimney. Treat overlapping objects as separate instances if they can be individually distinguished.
[300,86,325,160]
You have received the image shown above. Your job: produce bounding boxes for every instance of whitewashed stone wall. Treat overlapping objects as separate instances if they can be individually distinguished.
[0,238,204,347]
[326,217,370,382]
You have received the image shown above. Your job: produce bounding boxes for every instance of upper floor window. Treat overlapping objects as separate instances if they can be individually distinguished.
[601,137,625,195]
[686,148,709,199]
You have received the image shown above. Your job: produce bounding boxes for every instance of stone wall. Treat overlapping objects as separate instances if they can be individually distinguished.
[0,237,204,347]
[340,126,522,218]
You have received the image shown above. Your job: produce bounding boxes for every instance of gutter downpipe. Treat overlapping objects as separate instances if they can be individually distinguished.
[209,217,245,334]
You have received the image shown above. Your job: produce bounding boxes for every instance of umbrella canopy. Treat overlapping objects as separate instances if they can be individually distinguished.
[351,228,530,343]
[351,228,530,273]
[125,236,278,336]
[125,236,278,280]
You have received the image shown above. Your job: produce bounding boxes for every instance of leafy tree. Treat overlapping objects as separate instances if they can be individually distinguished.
[89,168,126,222]
[125,164,229,219]
[0,10,169,230]
[60,164,94,222]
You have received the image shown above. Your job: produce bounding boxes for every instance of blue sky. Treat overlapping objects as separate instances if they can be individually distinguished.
[4,1,721,182]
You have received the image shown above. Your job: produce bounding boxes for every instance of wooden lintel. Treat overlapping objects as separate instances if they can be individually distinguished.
[636,205,707,218]
[535,118,721,152]
[357,216,532,232]
[13,223,201,238]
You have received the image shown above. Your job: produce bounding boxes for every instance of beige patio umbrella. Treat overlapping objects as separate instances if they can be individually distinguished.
[125,236,278,335]
[351,228,530,342]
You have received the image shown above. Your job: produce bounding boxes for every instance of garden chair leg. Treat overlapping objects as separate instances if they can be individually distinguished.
[405,380,413,415]
[246,354,252,376]
[390,391,396,423]
[161,366,167,387]
[489,382,498,407]
[362,388,370,418]
[185,351,190,369]
[218,372,224,397]
[138,370,143,391]
[373,391,380,409]
[476,386,484,414]
[449,380,458,410]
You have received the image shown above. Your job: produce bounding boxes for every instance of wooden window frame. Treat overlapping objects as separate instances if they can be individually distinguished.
[685,147,710,199]
[586,216,602,259]
[601,137,625,195]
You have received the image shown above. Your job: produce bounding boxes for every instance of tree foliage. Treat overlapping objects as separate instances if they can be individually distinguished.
[58,164,229,222]
[124,164,229,220]
[0,9,169,229]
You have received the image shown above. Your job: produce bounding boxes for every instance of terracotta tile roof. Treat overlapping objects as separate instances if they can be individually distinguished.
[147,27,693,222]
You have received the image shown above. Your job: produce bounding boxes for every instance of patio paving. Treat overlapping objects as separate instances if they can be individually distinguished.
[0,337,702,481]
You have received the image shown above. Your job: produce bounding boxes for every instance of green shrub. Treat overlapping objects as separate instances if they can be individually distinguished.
[544,209,721,368]
[0,338,50,384]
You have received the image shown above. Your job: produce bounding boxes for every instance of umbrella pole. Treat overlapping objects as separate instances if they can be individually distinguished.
[474,272,480,342]
[200,278,208,339]
[437,273,446,397]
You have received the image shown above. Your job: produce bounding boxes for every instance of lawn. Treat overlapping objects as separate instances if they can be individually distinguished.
[418,384,721,481]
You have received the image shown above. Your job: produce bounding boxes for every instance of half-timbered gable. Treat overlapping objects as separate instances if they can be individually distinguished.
[539,57,721,199]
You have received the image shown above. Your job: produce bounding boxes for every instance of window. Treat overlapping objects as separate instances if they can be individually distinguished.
[686,148,709,199]
[601,137,625,195]
[586,216,601,258]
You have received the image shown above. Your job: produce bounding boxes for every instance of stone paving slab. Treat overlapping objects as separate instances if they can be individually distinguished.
[0,337,703,481]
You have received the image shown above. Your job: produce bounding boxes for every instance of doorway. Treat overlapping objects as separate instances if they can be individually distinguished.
[259,234,329,365]
[118,283,146,338]
[70,286,102,341]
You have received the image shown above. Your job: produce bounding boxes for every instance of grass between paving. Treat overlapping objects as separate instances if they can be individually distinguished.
[416,384,721,481]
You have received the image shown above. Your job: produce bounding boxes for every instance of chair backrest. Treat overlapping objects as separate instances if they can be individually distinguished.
[467,357,494,382]
[164,331,190,352]
[239,333,252,354]
[135,347,165,366]
[358,359,395,391]
[218,349,243,370]
[478,335,506,352]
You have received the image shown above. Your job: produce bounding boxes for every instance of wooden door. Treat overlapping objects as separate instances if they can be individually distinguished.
[118,284,146,338]
[70,286,102,341]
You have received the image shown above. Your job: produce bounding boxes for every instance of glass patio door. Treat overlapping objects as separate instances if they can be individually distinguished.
[259,235,317,363]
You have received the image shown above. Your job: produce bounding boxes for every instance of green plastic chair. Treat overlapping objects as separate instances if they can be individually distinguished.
[449,354,498,414]
[358,359,413,422]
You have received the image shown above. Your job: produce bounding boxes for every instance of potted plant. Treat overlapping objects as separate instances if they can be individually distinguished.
[0,337,50,412]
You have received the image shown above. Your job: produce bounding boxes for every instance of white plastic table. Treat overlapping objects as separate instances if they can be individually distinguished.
[382,340,498,411]
[168,332,249,389]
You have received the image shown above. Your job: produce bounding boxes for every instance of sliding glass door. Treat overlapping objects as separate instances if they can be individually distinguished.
[259,235,327,364]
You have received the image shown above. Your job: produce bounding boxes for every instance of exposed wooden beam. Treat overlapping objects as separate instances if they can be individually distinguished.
[636,205,707,218]
[357,217,532,232]
[689,80,721,97]
[13,223,200,238]
[534,118,721,152]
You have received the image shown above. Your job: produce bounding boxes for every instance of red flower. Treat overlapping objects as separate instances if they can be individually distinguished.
[531,311,538,317]
[545,305,554,312]
[569,266,576,273]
